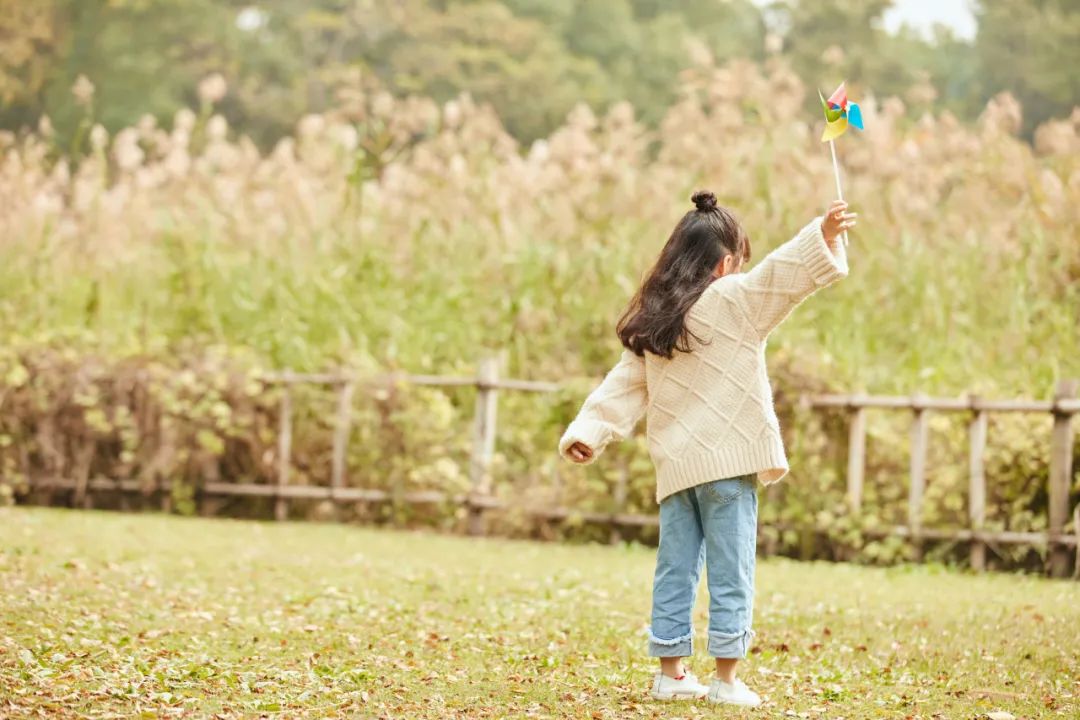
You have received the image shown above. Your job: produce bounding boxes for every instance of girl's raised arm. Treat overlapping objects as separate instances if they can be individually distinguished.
[736,207,851,339]
[558,348,648,464]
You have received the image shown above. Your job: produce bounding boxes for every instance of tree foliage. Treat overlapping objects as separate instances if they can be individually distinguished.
[0,1,1076,145]
[974,0,1080,135]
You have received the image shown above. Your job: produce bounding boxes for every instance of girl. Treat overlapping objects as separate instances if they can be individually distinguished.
[558,192,855,706]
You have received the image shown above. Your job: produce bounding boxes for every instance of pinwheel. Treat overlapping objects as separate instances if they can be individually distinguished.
[820,82,863,246]
[820,82,863,142]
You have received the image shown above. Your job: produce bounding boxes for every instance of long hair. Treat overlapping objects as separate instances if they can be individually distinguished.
[616,191,751,359]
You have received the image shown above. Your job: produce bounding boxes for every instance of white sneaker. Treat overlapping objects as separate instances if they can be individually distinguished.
[649,671,709,700]
[706,677,761,707]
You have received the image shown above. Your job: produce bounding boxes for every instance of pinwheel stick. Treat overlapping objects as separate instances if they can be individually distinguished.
[828,139,849,247]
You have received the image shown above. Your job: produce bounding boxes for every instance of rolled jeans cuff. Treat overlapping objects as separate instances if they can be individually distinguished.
[707,628,756,658]
[647,628,693,657]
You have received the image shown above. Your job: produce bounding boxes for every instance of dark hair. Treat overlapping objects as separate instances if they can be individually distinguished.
[616,190,751,358]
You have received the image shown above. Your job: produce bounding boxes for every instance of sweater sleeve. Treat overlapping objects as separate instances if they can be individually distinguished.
[558,348,648,464]
[735,216,848,339]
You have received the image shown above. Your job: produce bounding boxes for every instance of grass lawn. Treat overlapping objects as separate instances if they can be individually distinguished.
[1,508,1077,718]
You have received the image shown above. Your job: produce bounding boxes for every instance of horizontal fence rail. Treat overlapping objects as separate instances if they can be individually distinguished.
[17,362,1080,578]
[805,393,1080,414]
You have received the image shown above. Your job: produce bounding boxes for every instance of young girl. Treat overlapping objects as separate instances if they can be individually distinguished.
[559,192,855,706]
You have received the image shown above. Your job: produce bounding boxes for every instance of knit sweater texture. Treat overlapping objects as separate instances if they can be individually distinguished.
[558,217,848,504]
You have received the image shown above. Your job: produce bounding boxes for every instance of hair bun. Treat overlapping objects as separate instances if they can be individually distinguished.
[691,190,717,212]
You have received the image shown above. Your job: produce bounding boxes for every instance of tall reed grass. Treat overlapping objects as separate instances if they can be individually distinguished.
[1,60,1077,564]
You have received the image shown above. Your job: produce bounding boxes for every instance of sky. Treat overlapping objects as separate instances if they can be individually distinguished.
[238,1,981,42]
[750,0,978,42]
[882,0,977,41]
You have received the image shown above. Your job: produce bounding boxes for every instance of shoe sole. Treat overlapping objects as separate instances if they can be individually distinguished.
[706,696,761,707]
[650,691,708,701]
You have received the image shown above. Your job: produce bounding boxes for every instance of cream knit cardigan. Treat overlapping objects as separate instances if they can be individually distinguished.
[558,217,848,504]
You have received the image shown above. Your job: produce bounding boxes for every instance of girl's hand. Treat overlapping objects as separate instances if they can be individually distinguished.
[821,200,857,248]
[567,442,594,463]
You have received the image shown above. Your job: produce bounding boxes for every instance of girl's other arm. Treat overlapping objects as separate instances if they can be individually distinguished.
[558,348,648,465]
[737,201,854,338]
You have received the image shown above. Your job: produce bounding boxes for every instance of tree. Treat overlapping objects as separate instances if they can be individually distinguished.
[376,1,609,140]
[974,0,1080,135]
[0,1,66,130]
[775,0,900,90]
[1,0,1074,148]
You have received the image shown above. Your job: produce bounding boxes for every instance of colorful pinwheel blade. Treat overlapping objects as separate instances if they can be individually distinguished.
[821,116,848,142]
[827,82,847,110]
[819,90,843,122]
[847,102,864,130]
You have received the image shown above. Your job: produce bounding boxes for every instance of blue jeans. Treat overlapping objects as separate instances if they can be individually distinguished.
[648,475,758,658]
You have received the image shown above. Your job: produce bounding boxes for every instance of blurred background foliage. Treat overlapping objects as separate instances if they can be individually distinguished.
[2,0,1078,145]
[0,0,1078,567]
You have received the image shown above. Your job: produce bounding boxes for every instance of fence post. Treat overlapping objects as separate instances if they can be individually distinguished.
[1074,505,1080,581]
[1048,380,1077,578]
[330,377,355,503]
[159,476,172,514]
[846,395,866,511]
[610,466,628,545]
[118,476,131,512]
[763,481,781,557]
[468,356,499,536]
[275,377,293,522]
[968,398,988,572]
[73,441,94,510]
[909,394,929,560]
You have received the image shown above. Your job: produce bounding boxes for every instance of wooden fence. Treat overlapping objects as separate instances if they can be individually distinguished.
[28,361,1080,578]
[809,383,1080,577]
